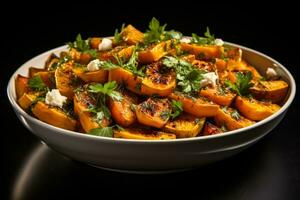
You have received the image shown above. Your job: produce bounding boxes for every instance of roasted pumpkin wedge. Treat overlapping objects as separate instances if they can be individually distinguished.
[180,43,224,59]
[141,62,176,96]
[250,80,289,103]
[164,113,205,138]
[34,71,55,89]
[55,61,78,98]
[15,74,29,99]
[73,67,108,83]
[226,48,242,61]
[109,90,138,127]
[202,122,223,136]
[69,48,93,64]
[138,40,175,64]
[32,101,77,131]
[99,45,135,62]
[90,37,101,49]
[18,92,40,110]
[114,128,176,140]
[44,53,59,70]
[235,96,281,121]
[74,89,111,132]
[215,58,227,72]
[136,98,171,128]
[169,92,220,117]
[120,24,144,45]
[29,67,46,78]
[109,67,143,94]
[214,106,255,131]
[200,87,236,106]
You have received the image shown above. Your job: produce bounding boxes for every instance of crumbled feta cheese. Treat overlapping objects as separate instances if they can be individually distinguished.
[200,72,218,87]
[45,89,67,108]
[266,67,277,78]
[87,59,102,71]
[98,38,112,51]
[180,37,191,43]
[214,38,224,46]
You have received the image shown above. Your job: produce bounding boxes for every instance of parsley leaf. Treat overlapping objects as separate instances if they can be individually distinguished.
[89,126,113,137]
[170,100,183,119]
[28,75,47,91]
[144,17,167,44]
[114,23,125,44]
[163,56,204,94]
[89,81,123,101]
[67,34,98,58]
[225,71,254,96]
[191,27,216,45]
[231,109,241,120]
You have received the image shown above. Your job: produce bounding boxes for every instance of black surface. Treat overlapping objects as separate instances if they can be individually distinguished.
[1,3,300,199]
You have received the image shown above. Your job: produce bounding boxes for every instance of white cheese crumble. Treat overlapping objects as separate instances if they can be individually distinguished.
[45,89,67,108]
[98,38,112,51]
[87,59,102,71]
[200,72,218,87]
[266,67,277,78]
[180,37,191,43]
[214,38,224,46]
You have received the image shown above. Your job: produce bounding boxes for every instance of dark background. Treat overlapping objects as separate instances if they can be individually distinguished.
[1,3,299,199]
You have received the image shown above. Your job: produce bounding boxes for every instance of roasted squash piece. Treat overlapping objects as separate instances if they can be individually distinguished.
[120,24,144,45]
[109,67,143,94]
[74,89,111,132]
[55,61,78,98]
[90,37,101,49]
[114,128,176,140]
[235,96,281,121]
[214,107,255,131]
[250,80,289,103]
[200,87,236,106]
[15,74,29,99]
[164,113,205,138]
[180,43,224,59]
[215,58,227,72]
[32,101,77,131]
[73,67,108,83]
[69,48,93,64]
[100,45,135,62]
[141,62,176,97]
[34,71,55,88]
[203,122,223,136]
[169,92,220,117]
[138,40,175,64]
[227,60,262,81]
[18,92,40,110]
[136,98,171,128]
[44,53,59,70]
[226,48,242,61]
[29,67,46,78]
[109,90,138,127]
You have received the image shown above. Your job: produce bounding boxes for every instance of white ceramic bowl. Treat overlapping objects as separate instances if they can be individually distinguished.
[7,42,296,173]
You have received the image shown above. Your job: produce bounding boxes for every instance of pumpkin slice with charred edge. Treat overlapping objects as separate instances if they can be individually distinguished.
[44,53,59,70]
[73,67,108,83]
[214,106,255,131]
[69,48,93,64]
[200,87,236,106]
[180,43,223,59]
[136,98,171,128]
[169,92,220,117]
[227,60,262,81]
[109,90,138,127]
[55,61,78,99]
[138,40,175,64]
[203,122,223,136]
[29,67,46,78]
[141,62,176,97]
[18,92,41,110]
[114,128,176,140]
[164,113,205,138]
[120,24,144,45]
[250,80,288,103]
[74,88,111,133]
[235,96,280,121]
[32,101,77,131]
[34,71,55,89]
[90,37,101,49]
[15,74,29,99]
[100,45,135,62]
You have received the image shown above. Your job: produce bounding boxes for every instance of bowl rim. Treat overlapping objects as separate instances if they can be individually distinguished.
[7,41,296,144]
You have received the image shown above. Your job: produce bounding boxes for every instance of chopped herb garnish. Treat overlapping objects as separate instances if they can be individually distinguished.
[114,23,125,44]
[163,56,205,94]
[67,34,98,58]
[160,110,170,120]
[89,126,113,137]
[144,17,167,44]
[170,100,183,119]
[231,109,241,120]
[28,75,48,91]
[89,81,123,101]
[191,27,216,45]
[225,71,254,96]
